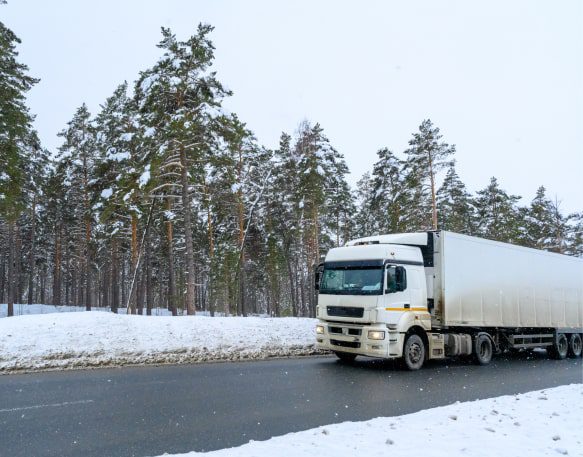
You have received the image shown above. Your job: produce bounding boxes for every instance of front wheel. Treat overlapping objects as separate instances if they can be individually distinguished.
[334,351,357,363]
[402,334,425,370]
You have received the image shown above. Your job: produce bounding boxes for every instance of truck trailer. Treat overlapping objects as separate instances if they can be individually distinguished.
[315,231,583,369]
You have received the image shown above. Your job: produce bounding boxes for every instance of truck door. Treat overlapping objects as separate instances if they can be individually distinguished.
[384,265,412,318]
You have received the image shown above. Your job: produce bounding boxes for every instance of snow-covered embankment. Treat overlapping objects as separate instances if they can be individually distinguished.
[0,312,319,373]
[164,384,583,457]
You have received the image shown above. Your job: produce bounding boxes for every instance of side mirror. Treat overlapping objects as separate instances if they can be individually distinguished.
[315,263,324,291]
[395,266,407,292]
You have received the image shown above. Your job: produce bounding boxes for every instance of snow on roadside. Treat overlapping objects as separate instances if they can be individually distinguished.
[0,303,173,318]
[0,312,319,373]
[163,384,583,457]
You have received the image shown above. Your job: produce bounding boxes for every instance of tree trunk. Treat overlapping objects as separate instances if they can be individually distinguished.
[7,221,15,317]
[136,270,144,315]
[204,182,215,317]
[15,226,22,303]
[145,229,152,316]
[428,154,437,230]
[285,250,297,317]
[27,197,36,304]
[129,213,138,314]
[39,265,46,304]
[111,237,119,313]
[179,147,196,315]
[120,257,126,311]
[0,227,6,304]
[83,154,92,311]
[52,225,62,306]
[166,198,177,316]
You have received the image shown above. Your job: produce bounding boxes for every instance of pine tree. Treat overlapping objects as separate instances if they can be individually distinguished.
[473,177,521,243]
[353,172,376,237]
[403,119,455,230]
[565,212,583,257]
[369,148,404,234]
[135,25,230,315]
[522,186,555,249]
[436,163,474,233]
[55,104,97,310]
[0,19,39,316]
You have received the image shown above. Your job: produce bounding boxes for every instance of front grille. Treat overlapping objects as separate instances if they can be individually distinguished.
[327,306,364,318]
[329,326,362,336]
[331,339,361,349]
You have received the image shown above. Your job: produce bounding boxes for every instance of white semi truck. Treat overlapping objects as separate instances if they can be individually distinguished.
[315,231,583,369]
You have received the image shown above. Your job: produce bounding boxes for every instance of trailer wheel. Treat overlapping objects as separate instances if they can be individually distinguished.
[567,334,582,358]
[403,334,425,370]
[334,352,357,363]
[473,334,493,365]
[549,333,568,360]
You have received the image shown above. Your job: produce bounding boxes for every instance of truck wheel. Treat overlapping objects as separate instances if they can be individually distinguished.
[334,352,357,363]
[567,334,582,358]
[403,334,425,370]
[549,333,568,360]
[473,334,493,365]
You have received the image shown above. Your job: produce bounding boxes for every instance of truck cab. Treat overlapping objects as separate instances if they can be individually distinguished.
[315,239,433,368]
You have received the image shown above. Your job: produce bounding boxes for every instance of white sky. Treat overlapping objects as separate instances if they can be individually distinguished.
[3,0,582,213]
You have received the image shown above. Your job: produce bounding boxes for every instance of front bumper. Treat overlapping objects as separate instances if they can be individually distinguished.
[315,321,404,359]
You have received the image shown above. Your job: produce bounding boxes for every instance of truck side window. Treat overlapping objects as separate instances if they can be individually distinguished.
[386,267,398,293]
[386,266,407,293]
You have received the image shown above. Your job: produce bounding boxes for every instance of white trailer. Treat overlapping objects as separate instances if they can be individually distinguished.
[315,231,583,369]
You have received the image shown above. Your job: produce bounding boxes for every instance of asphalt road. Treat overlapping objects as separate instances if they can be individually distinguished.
[0,353,581,457]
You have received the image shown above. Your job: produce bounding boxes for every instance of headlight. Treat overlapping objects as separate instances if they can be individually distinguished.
[368,330,385,340]
[316,325,325,334]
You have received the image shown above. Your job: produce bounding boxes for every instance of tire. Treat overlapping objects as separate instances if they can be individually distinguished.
[402,334,425,370]
[334,352,357,363]
[473,334,493,365]
[567,334,582,358]
[549,333,568,360]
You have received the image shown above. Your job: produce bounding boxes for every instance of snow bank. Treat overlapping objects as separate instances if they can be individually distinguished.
[0,303,173,318]
[0,312,319,373]
[163,384,583,457]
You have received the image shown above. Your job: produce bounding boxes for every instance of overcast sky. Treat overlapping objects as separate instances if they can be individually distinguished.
[3,0,582,213]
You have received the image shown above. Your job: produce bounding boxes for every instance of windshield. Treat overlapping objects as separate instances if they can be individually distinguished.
[320,267,383,295]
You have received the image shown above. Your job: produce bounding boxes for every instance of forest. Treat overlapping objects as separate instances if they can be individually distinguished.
[1,21,582,318]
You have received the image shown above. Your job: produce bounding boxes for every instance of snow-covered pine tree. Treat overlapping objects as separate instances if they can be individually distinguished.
[369,148,404,234]
[55,104,98,311]
[20,131,50,305]
[0,18,39,316]
[521,186,556,250]
[93,82,148,313]
[135,25,230,315]
[353,172,376,237]
[565,212,583,257]
[266,132,303,316]
[473,177,521,243]
[295,121,347,316]
[546,197,570,254]
[436,163,474,233]
[403,119,455,230]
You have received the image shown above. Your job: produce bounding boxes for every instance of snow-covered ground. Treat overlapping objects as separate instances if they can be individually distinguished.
[0,311,318,372]
[162,384,583,457]
[0,303,174,318]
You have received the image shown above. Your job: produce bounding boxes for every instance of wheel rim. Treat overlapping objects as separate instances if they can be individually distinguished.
[479,340,490,359]
[408,341,422,364]
[572,335,582,355]
[558,335,568,355]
